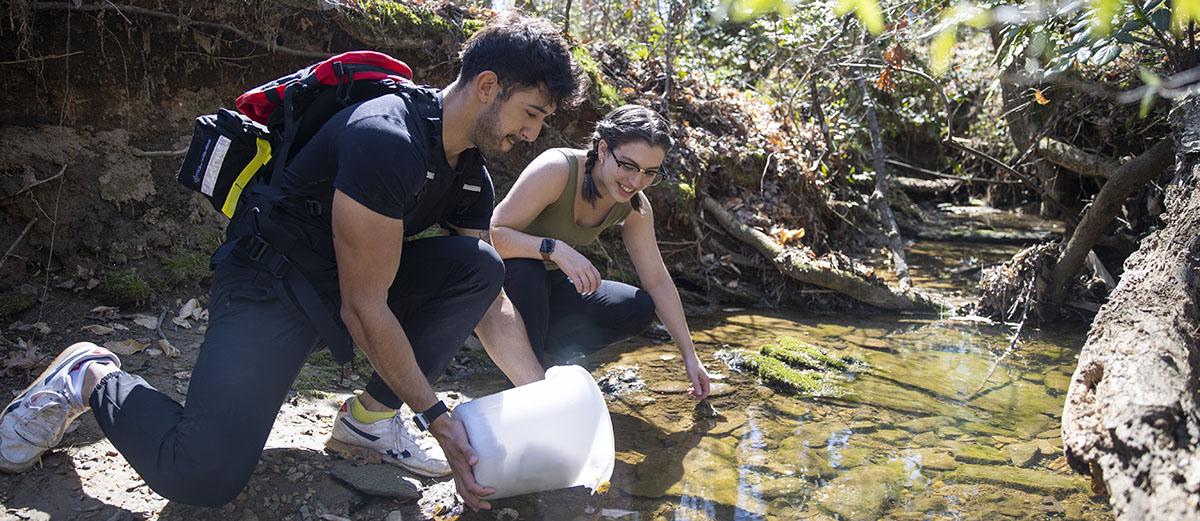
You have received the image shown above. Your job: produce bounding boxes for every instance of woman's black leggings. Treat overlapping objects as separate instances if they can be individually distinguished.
[502,258,657,365]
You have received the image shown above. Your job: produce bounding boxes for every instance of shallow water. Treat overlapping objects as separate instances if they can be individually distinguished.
[478,310,1111,521]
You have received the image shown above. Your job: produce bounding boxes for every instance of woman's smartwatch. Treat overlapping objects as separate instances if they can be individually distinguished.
[413,400,449,431]
[539,238,557,261]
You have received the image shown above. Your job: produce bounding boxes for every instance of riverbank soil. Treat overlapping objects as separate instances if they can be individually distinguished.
[1061,99,1200,520]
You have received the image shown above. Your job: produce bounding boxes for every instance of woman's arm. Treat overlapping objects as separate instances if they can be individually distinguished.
[491,149,602,294]
[621,194,711,399]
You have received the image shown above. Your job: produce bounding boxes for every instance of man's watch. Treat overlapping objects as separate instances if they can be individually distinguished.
[539,238,557,261]
[413,400,449,431]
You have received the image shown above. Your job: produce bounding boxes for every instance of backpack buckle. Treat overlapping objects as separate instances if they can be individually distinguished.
[246,236,270,262]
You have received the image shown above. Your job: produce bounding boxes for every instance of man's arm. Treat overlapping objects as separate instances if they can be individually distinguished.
[334,190,495,510]
[448,224,545,386]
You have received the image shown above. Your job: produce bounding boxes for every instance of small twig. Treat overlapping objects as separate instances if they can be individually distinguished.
[758,153,774,193]
[0,219,38,273]
[944,137,1079,226]
[155,309,168,341]
[970,275,1035,398]
[1,164,67,202]
[35,174,66,323]
[131,147,188,158]
[0,51,82,65]
[884,158,1023,185]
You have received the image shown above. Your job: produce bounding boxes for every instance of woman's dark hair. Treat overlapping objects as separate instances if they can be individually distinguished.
[582,105,673,212]
[458,11,586,109]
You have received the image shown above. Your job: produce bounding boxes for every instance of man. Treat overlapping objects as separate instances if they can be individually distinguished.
[0,12,581,512]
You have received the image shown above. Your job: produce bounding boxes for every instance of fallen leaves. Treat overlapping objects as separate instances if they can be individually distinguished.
[81,324,115,336]
[104,338,150,356]
[132,315,159,331]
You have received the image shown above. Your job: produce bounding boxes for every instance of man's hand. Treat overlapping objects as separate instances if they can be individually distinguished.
[551,243,601,295]
[684,355,711,400]
[429,414,494,511]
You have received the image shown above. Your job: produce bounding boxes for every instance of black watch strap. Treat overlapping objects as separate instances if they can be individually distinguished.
[540,238,556,261]
[413,400,449,431]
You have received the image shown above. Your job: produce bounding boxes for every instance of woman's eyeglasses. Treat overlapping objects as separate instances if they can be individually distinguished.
[610,149,671,187]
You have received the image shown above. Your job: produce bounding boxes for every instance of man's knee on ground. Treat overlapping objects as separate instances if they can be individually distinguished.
[148,459,253,507]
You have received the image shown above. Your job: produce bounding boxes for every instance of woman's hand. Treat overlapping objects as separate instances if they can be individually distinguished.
[683,354,711,400]
[551,243,602,295]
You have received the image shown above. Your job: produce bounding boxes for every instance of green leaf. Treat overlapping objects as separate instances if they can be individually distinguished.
[1150,7,1171,32]
[931,28,957,76]
[834,0,884,35]
[1140,87,1158,118]
[1091,44,1121,66]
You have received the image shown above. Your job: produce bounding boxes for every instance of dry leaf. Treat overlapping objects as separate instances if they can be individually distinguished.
[104,339,149,356]
[13,322,51,335]
[112,323,130,331]
[178,299,200,321]
[91,306,119,319]
[1033,89,1050,105]
[132,315,159,330]
[159,338,181,358]
[171,317,192,330]
[81,324,115,336]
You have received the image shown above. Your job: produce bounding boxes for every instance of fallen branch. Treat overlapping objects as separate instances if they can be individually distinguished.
[945,136,1079,225]
[0,219,38,273]
[892,176,959,196]
[885,158,1024,185]
[969,275,1034,398]
[1039,137,1119,179]
[700,196,945,312]
[1,164,67,202]
[1049,140,1175,304]
[859,77,911,289]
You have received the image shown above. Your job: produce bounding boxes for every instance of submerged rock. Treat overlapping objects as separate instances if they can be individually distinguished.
[910,448,958,471]
[815,462,907,521]
[951,444,1008,465]
[1005,441,1041,468]
[945,464,1089,497]
[897,416,955,433]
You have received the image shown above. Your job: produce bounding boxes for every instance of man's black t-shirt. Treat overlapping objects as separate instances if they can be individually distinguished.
[273,87,494,259]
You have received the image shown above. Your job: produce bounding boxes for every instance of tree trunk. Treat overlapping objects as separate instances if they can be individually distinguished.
[858,78,912,290]
[1049,140,1174,304]
[1061,96,1200,520]
[700,196,944,312]
[1039,137,1119,179]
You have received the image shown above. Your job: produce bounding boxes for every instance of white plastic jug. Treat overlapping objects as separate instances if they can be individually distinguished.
[454,365,615,499]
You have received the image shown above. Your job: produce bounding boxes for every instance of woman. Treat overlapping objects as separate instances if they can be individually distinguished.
[491,105,710,400]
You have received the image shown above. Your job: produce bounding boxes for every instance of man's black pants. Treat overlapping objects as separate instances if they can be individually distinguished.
[502,258,656,366]
[88,236,503,506]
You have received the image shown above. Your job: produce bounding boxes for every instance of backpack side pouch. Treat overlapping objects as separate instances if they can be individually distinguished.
[177,108,274,218]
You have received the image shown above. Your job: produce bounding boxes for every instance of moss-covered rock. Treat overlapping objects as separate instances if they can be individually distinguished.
[100,269,151,304]
[816,461,908,521]
[0,291,37,317]
[951,443,1008,465]
[761,336,865,371]
[336,0,471,49]
[739,351,833,396]
[945,464,1089,497]
[573,46,623,110]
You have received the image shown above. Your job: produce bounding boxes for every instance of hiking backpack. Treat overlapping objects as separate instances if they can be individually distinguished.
[177,51,415,218]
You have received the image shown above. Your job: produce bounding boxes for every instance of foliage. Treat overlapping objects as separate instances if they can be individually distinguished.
[100,269,152,305]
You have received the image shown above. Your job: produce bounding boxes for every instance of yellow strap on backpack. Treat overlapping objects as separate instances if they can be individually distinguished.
[220,137,272,218]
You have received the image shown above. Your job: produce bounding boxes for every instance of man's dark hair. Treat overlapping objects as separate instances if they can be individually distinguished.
[458,11,586,109]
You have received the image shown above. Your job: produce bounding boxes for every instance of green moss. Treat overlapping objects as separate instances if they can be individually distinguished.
[740,351,830,395]
[100,269,151,304]
[0,292,37,317]
[951,444,1008,465]
[572,46,623,110]
[344,0,466,42]
[162,249,210,285]
[761,336,867,371]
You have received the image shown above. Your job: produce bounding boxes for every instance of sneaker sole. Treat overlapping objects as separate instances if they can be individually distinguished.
[323,437,452,478]
[0,342,109,474]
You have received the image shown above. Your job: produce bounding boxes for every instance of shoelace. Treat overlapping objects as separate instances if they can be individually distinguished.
[16,391,73,448]
[392,416,438,452]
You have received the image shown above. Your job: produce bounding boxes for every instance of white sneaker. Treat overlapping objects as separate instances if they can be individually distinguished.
[325,398,451,477]
[0,342,121,473]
